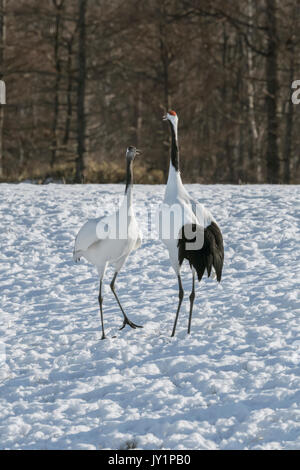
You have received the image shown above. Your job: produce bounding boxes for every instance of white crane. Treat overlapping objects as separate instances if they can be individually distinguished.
[73,146,143,339]
[158,110,224,336]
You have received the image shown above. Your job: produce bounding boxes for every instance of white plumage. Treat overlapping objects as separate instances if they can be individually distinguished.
[73,146,143,339]
[158,110,224,336]
[73,201,142,278]
[159,164,215,274]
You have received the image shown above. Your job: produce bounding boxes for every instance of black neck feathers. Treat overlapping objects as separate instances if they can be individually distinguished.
[125,158,133,194]
[169,121,179,172]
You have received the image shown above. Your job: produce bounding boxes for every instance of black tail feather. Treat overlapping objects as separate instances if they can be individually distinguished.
[178,222,224,282]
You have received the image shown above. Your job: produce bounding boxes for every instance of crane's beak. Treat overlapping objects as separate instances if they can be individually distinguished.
[135,149,142,157]
[162,114,168,121]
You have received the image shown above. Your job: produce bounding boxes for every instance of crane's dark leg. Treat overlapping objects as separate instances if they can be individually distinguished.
[187,270,195,334]
[98,279,106,340]
[110,272,143,330]
[171,274,184,337]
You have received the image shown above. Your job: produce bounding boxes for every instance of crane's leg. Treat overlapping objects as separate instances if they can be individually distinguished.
[110,272,143,330]
[187,270,195,334]
[98,279,106,340]
[171,274,184,337]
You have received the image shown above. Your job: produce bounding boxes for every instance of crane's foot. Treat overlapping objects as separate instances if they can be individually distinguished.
[101,333,107,340]
[119,316,143,330]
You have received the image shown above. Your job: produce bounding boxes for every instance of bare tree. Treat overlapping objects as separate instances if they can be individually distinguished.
[75,0,87,183]
[50,0,65,168]
[0,0,299,183]
[0,0,6,178]
[265,0,279,183]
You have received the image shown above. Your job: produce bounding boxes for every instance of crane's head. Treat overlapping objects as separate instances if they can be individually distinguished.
[162,110,178,127]
[126,146,141,160]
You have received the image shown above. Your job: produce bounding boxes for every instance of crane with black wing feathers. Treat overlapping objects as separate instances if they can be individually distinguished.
[158,110,224,336]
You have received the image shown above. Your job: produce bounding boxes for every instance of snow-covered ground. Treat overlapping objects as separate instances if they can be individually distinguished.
[0,183,299,450]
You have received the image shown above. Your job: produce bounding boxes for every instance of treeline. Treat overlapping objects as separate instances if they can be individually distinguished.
[0,0,299,184]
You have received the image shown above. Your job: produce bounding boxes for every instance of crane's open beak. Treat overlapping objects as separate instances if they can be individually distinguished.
[162,114,168,121]
[135,149,142,156]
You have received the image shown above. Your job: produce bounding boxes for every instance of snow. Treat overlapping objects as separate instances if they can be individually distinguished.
[0,183,299,450]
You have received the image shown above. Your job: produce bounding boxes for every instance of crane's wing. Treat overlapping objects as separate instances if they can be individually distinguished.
[183,198,223,281]
[190,198,215,228]
[73,217,109,262]
[178,221,224,282]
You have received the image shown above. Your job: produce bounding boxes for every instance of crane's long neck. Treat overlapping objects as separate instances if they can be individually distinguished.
[164,119,185,203]
[124,158,134,207]
[169,120,179,172]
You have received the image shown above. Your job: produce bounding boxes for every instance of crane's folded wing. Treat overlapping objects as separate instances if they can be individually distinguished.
[190,199,215,228]
[73,217,109,260]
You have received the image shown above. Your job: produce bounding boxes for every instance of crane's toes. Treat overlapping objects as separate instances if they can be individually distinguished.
[119,318,143,330]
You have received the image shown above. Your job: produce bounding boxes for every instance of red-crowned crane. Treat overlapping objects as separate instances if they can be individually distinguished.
[158,111,224,336]
[73,146,143,339]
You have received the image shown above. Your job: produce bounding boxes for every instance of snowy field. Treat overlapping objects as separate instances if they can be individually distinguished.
[0,183,299,450]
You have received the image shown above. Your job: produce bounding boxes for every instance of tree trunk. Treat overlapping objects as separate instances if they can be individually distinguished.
[265,0,279,183]
[247,0,262,182]
[51,0,64,168]
[63,33,74,147]
[283,0,298,185]
[283,54,294,184]
[160,40,170,178]
[134,81,142,149]
[158,1,171,180]
[75,0,87,183]
[0,0,6,178]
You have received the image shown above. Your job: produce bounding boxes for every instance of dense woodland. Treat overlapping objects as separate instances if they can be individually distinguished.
[0,0,299,184]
